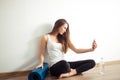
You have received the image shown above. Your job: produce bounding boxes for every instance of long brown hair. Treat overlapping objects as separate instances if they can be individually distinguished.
[50,19,70,53]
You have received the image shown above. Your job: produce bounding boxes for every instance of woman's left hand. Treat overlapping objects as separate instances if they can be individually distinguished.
[92,40,97,51]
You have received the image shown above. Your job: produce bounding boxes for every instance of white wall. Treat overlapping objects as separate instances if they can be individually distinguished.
[0,0,120,73]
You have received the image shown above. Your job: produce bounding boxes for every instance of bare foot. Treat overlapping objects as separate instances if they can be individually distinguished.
[59,69,77,78]
[59,73,69,78]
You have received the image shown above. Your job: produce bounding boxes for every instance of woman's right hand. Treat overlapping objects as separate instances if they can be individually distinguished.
[36,64,43,69]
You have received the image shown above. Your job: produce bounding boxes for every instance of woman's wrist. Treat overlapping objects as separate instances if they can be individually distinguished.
[89,48,94,52]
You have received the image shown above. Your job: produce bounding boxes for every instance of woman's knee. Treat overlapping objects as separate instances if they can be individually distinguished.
[59,60,71,72]
[89,59,96,68]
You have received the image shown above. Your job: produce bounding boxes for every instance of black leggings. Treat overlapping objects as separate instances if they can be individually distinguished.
[50,59,96,77]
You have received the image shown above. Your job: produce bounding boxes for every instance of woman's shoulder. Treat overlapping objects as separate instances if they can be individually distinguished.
[40,34,49,41]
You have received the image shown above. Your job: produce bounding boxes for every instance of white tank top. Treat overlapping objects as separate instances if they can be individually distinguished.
[44,34,64,67]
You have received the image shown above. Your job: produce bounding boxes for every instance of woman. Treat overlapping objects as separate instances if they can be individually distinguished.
[36,19,97,78]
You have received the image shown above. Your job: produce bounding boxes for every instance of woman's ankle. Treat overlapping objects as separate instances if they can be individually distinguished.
[69,69,77,76]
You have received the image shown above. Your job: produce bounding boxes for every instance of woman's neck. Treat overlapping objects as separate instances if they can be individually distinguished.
[50,32,58,37]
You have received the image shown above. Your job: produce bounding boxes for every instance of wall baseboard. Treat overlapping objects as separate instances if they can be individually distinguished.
[95,60,120,67]
[0,70,31,78]
[0,60,120,77]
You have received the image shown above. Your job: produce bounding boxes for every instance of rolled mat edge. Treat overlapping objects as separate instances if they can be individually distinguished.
[28,63,49,80]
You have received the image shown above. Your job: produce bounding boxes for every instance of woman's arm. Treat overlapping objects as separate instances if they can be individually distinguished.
[68,40,97,54]
[36,35,47,68]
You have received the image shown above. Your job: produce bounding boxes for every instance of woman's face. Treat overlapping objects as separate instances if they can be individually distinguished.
[58,23,68,35]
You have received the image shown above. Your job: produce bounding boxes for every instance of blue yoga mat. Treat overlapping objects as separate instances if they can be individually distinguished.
[28,63,49,80]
